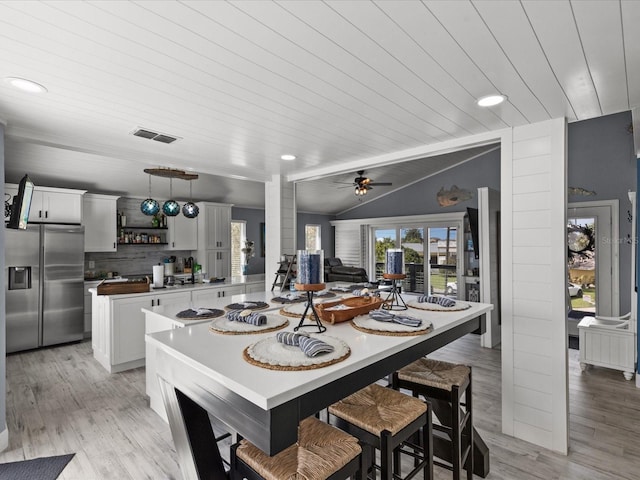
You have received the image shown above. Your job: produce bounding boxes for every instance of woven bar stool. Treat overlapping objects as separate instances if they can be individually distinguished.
[230,416,363,480]
[328,383,433,480]
[392,358,472,480]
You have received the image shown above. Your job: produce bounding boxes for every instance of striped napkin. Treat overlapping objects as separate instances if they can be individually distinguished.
[226,309,267,326]
[275,332,335,357]
[352,288,380,297]
[417,295,456,308]
[369,310,422,327]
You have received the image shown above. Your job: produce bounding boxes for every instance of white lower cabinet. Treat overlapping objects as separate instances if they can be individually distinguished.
[92,290,191,373]
[191,285,244,304]
[245,282,266,294]
[91,281,267,374]
[205,249,231,278]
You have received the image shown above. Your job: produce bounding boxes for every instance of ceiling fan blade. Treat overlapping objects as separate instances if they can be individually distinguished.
[368,182,392,186]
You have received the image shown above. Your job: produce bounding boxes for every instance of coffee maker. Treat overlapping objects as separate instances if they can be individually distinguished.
[164,257,176,286]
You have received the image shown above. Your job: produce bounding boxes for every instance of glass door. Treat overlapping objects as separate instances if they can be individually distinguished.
[374,227,398,280]
[427,226,458,297]
[400,227,425,293]
[567,202,616,317]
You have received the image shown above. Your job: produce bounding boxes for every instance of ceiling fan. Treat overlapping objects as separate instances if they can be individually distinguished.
[351,170,392,196]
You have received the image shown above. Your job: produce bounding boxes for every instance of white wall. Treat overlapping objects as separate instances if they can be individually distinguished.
[501,118,568,453]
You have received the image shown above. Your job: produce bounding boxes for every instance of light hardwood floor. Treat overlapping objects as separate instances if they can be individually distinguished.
[1,336,639,479]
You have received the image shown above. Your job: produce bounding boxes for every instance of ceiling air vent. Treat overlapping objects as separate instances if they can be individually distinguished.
[131,127,181,144]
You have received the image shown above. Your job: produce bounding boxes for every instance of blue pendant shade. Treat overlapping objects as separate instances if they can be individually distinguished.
[163,199,180,216]
[141,198,160,215]
[182,202,199,218]
[162,177,180,216]
[182,180,199,218]
[140,174,159,215]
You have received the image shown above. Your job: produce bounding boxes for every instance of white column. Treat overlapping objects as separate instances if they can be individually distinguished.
[265,175,296,290]
[501,118,568,454]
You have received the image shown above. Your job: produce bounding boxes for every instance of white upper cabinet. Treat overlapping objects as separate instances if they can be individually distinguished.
[200,204,231,250]
[5,184,85,224]
[167,212,198,251]
[83,193,119,252]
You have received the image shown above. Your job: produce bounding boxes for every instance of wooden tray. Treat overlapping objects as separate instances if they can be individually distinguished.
[315,296,386,324]
[97,278,150,295]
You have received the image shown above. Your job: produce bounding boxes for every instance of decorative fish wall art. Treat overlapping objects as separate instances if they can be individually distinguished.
[568,186,596,196]
[437,185,473,207]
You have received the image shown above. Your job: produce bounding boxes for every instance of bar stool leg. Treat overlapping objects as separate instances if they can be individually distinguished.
[465,372,473,480]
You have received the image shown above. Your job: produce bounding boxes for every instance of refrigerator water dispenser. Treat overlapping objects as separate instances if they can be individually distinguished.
[9,266,31,290]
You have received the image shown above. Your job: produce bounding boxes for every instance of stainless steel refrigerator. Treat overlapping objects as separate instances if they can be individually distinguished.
[5,224,84,353]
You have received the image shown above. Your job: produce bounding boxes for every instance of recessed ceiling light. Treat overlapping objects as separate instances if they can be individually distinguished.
[4,77,48,93]
[477,94,505,107]
[281,154,296,161]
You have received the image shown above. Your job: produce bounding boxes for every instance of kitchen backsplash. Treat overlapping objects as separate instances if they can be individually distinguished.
[85,249,193,278]
[84,196,196,278]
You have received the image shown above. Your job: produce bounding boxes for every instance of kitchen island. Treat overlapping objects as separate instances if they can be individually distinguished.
[143,290,286,420]
[146,297,492,480]
[90,274,265,373]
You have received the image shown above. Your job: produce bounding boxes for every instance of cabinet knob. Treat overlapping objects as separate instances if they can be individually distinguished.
[39,210,42,218]
[45,211,48,219]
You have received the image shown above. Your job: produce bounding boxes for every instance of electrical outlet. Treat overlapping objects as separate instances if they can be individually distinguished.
[89,261,95,269]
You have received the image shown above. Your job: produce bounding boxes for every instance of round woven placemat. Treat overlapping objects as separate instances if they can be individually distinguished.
[278,306,308,318]
[209,318,289,335]
[225,301,270,311]
[175,308,225,320]
[407,300,471,312]
[270,296,307,304]
[242,346,351,371]
[350,320,433,336]
[314,291,337,299]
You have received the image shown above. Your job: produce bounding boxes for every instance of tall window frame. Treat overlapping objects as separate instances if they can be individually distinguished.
[231,220,247,277]
[305,224,322,251]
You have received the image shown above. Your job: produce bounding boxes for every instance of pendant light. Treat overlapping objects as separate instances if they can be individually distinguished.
[182,180,199,218]
[140,174,160,215]
[162,178,180,216]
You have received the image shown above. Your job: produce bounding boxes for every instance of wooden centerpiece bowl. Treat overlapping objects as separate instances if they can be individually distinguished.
[315,296,386,324]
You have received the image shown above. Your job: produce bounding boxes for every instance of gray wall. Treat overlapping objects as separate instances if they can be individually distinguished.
[0,122,6,446]
[296,212,336,258]
[231,207,336,275]
[231,207,265,275]
[337,148,501,220]
[568,111,636,313]
[336,112,636,315]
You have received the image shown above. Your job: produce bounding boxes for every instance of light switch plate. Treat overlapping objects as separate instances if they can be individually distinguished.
[89,261,95,269]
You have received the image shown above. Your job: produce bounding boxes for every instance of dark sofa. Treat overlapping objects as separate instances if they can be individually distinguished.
[324,257,368,283]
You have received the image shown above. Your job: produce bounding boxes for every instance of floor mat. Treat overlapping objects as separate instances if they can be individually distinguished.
[0,453,74,480]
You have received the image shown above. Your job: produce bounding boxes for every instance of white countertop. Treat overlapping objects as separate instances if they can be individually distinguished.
[89,274,266,298]
[146,298,493,410]
[142,290,286,327]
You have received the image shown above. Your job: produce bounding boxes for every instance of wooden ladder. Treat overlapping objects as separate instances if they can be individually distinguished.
[271,254,296,292]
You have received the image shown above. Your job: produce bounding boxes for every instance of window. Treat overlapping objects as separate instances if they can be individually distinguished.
[305,224,321,251]
[231,220,246,277]
[368,217,463,295]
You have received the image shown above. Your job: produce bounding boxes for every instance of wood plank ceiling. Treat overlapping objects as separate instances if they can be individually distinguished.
[0,1,638,213]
